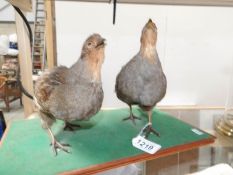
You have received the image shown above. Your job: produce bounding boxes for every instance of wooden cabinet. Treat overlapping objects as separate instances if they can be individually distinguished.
[0,55,22,111]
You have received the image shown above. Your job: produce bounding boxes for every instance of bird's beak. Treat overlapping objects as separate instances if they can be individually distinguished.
[146,19,157,30]
[96,38,106,48]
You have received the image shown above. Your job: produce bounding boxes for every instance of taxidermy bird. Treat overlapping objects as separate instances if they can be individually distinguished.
[34,34,106,154]
[115,19,167,138]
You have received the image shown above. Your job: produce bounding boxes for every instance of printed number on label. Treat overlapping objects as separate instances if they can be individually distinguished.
[132,136,161,154]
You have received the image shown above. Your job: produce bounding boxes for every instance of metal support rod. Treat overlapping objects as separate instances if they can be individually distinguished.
[113,0,117,25]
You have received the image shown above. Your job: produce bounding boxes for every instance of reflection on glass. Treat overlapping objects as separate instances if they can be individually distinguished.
[215,60,233,137]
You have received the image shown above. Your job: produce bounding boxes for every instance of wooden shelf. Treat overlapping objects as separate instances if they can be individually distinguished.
[55,0,233,6]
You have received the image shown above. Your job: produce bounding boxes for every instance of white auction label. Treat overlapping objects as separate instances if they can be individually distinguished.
[191,128,204,135]
[132,135,161,154]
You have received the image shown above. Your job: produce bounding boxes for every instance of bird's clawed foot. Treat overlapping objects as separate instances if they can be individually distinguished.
[50,140,70,155]
[144,124,160,138]
[64,122,81,131]
[123,114,141,125]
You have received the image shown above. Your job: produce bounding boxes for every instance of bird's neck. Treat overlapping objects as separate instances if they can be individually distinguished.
[87,58,103,82]
[139,44,156,63]
[70,57,102,83]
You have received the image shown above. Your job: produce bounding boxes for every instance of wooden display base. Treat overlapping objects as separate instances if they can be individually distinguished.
[0,108,215,175]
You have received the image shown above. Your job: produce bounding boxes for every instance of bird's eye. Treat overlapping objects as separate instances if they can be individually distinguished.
[87,42,92,46]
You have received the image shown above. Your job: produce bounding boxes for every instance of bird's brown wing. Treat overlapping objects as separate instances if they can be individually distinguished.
[34,66,68,108]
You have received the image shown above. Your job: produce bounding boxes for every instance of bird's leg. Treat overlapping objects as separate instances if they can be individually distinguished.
[64,122,81,131]
[145,110,160,138]
[122,105,141,125]
[47,128,70,155]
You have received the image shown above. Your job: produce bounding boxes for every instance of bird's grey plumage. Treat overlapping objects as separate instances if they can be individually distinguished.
[116,53,166,108]
[35,60,103,123]
[34,33,106,154]
[115,19,167,137]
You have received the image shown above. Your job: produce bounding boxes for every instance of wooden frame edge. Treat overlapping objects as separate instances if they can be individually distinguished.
[61,136,215,175]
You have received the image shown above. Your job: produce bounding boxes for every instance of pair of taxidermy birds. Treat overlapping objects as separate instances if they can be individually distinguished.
[34,19,167,155]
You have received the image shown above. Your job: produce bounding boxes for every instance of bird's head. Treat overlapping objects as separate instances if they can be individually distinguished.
[81,33,106,64]
[140,19,157,47]
[80,34,106,82]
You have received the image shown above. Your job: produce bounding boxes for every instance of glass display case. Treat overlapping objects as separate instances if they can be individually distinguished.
[215,62,233,137]
[145,109,233,175]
